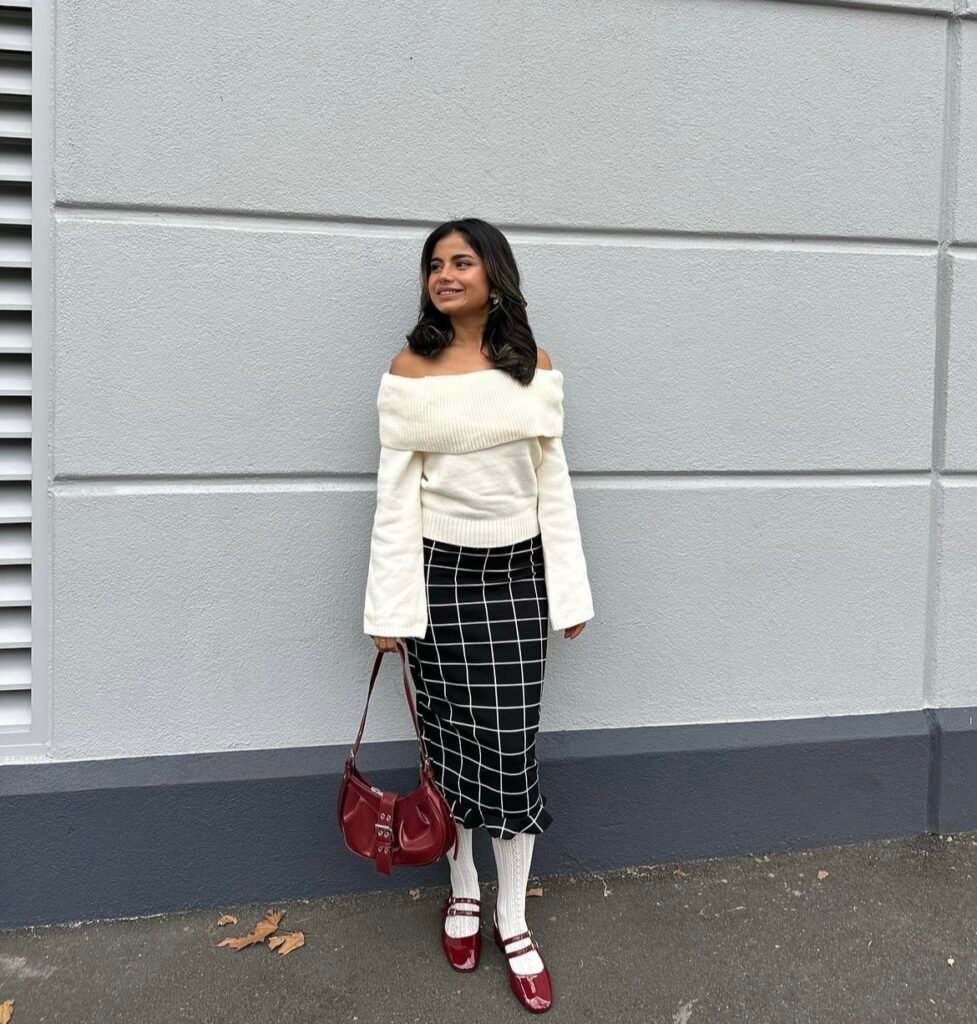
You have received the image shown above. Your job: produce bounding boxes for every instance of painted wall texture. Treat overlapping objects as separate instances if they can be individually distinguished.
[11,0,977,764]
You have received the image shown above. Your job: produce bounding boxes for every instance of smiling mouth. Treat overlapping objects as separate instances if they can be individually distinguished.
[438,289,462,297]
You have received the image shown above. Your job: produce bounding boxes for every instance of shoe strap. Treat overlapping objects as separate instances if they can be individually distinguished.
[500,930,537,956]
[492,911,540,956]
[445,895,481,918]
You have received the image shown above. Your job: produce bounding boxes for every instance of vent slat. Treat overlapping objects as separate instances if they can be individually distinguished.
[0,647,29,689]
[0,355,30,395]
[0,142,29,182]
[0,563,29,603]
[0,396,30,436]
[0,437,29,476]
[0,186,30,223]
[0,270,29,308]
[0,102,29,138]
[0,227,29,266]
[0,1,32,745]
[0,50,29,97]
[0,21,30,53]
[0,522,30,562]
[0,687,30,730]
[0,481,31,521]
[0,606,30,645]
[0,314,30,352]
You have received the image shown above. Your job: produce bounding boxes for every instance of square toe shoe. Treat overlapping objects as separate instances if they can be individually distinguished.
[492,910,553,1013]
[441,896,482,971]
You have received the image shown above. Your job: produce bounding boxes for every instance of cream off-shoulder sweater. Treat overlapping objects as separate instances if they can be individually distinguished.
[363,367,595,638]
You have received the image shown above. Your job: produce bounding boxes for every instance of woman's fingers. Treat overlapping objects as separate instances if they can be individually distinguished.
[372,635,398,652]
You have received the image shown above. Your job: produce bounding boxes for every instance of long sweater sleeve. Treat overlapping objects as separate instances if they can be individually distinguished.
[365,365,588,638]
[363,445,428,638]
[535,435,595,631]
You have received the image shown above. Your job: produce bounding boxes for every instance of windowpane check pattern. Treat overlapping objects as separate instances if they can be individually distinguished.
[402,533,553,839]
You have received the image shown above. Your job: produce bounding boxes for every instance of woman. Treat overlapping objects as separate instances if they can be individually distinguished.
[363,218,594,1014]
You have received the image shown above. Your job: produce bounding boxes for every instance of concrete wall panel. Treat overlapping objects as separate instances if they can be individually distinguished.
[55,0,946,238]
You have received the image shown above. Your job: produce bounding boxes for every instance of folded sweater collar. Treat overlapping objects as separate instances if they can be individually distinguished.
[377,367,565,453]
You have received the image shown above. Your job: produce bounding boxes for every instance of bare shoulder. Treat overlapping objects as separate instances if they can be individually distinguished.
[388,347,427,378]
[536,346,553,371]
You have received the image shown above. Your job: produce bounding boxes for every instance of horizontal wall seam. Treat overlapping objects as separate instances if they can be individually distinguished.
[47,471,945,497]
[780,0,975,17]
[52,206,971,254]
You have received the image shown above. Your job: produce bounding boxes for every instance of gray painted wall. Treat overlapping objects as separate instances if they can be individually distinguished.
[5,0,977,767]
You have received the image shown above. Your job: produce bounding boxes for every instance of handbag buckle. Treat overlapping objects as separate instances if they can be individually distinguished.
[375,823,394,841]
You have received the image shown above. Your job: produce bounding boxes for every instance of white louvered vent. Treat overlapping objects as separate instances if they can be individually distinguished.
[0,0,31,739]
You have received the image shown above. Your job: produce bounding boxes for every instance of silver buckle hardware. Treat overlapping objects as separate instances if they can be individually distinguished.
[375,823,394,841]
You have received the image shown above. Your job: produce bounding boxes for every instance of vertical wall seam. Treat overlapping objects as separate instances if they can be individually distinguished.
[922,479,946,709]
[935,17,962,461]
[922,17,962,850]
[923,16,961,714]
[924,708,943,833]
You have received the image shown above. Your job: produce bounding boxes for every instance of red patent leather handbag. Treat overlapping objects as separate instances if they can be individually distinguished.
[337,641,459,874]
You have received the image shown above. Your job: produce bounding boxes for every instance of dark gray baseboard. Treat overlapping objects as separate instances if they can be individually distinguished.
[0,707,961,930]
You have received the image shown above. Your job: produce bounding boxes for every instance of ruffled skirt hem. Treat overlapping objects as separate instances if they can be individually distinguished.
[446,793,553,839]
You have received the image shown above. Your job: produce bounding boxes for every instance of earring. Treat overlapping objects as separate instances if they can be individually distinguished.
[490,291,501,307]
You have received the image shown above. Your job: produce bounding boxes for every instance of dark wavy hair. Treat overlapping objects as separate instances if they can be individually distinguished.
[403,218,539,386]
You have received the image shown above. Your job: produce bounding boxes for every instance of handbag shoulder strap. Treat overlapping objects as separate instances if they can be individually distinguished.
[349,642,431,767]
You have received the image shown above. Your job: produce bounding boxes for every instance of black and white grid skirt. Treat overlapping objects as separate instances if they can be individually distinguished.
[401,532,554,840]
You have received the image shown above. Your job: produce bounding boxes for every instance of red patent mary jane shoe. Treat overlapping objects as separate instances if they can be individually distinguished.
[492,910,553,1013]
[441,895,482,972]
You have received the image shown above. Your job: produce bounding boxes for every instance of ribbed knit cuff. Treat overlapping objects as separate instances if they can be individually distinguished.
[363,616,428,639]
[420,506,541,548]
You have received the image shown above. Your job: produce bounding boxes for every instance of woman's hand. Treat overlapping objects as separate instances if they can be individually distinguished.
[372,635,400,652]
[563,622,587,639]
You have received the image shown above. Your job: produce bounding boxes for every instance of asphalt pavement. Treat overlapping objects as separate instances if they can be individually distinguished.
[3,831,977,1023]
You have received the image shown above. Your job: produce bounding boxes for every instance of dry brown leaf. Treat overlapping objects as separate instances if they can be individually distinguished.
[216,914,238,926]
[408,888,421,900]
[267,931,305,956]
[0,998,13,1023]
[527,886,544,898]
[216,909,284,950]
[817,870,829,881]
[673,868,688,878]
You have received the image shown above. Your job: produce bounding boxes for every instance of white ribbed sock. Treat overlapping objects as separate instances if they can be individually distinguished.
[445,825,481,939]
[491,832,544,974]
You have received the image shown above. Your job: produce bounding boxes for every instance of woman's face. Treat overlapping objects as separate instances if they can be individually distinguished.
[427,232,492,315]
